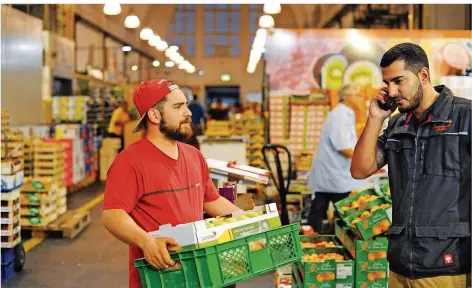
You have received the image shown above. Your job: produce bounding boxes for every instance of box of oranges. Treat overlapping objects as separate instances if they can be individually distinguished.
[300,235,343,250]
[295,247,355,288]
[335,219,360,259]
[344,201,392,240]
[335,189,383,218]
[355,238,389,287]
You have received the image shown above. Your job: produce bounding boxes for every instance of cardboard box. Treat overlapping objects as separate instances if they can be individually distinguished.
[150,203,281,250]
[347,208,392,240]
[296,247,355,288]
[335,219,358,258]
[355,238,388,262]
[334,189,378,218]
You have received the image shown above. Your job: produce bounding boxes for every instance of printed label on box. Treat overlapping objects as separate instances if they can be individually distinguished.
[337,263,353,279]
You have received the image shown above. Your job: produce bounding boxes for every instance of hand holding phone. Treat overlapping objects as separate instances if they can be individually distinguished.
[377,92,397,111]
[369,88,395,121]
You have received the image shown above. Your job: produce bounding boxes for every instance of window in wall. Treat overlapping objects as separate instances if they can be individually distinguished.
[249,4,263,51]
[204,4,240,57]
[168,4,196,57]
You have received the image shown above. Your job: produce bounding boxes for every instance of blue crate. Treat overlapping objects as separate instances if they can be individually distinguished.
[1,249,15,265]
[1,261,15,282]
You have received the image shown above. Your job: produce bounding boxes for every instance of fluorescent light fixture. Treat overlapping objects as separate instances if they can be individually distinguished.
[122,45,132,52]
[165,48,178,58]
[178,61,190,70]
[103,0,121,15]
[221,74,231,82]
[148,35,161,47]
[140,28,153,40]
[259,15,275,29]
[156,40,168,51]
[186,66,196,73]
[165,61,175,68]
[131,65,138,71]
[263,2,281,14]
[152,60,160,67]
[168,46,179,52]
[124,14,140,29]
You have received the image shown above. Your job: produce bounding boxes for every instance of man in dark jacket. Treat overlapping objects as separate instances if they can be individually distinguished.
[351,43,471,287]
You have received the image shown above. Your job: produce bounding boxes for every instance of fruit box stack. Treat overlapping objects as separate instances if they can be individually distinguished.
[54,124,88,184]
[293,247,355,288]
[355,238,389,288]
[149,203,281,250]
[269,95,290,145]
[52,96,89,123]
[300,235,343,250]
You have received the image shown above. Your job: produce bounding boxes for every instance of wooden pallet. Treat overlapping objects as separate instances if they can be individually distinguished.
[23,210,90,239]
[0,199,19,212]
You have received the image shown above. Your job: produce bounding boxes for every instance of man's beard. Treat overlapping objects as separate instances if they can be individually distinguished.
[159,118,193,142]
[398,82,423,113]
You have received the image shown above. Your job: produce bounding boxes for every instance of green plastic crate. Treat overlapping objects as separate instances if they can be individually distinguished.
[134,223,303,288]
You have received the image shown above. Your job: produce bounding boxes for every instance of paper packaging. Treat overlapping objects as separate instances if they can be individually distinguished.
[150,203,281,250]
[1,170,24,192]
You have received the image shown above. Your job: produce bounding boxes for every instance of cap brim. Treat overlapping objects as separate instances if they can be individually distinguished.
[132,112,147,133]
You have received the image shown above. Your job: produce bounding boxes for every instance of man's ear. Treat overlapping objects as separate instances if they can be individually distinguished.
[147,109,161,124]
[418,67,430,85]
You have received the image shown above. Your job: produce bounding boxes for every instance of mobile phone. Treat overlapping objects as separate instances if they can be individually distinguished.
[378,92,397,111]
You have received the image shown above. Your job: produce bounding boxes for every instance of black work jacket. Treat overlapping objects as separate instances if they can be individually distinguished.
[377,85,471,278]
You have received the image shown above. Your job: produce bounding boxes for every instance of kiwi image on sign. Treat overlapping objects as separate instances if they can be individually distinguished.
[312,54,348,89]
[433,42,471,77]
[343,60,383,89]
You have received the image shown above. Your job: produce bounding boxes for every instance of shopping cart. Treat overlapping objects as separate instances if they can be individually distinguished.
[262,144,292,226]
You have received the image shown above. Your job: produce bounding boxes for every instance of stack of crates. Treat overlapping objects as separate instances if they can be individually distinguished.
[20,143,66,227]
[1,109,10,132]
[99,138,120,181]
[205,121,232,137]
[23,137,38,178]
[1,131,25,281]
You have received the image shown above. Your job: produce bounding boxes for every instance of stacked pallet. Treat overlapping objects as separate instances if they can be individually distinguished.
[1,109,10,132]
[20,143,66,227]
[99,138,121,181]
[1,131,25,281]
[23,137,39,178]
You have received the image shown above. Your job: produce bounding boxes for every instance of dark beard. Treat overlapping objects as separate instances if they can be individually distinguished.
[159,118,193,142]
[398,82,423,113]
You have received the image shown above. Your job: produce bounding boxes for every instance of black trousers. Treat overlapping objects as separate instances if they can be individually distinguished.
[308,191,350,233]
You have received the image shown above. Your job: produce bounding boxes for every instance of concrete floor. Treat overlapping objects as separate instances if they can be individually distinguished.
[3,182,275,288]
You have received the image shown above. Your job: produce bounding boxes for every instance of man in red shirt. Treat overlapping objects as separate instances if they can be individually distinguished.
[101,79,242,288]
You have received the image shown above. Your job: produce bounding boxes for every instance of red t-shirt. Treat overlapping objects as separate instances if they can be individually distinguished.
[102,138,220,288]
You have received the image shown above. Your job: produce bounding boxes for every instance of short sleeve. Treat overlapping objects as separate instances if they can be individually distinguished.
[199,152,220,203]
[330,117,356,151]
[102,154,143,213]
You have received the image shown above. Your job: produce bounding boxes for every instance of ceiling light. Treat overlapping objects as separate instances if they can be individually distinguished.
[186,66,196,73]
[168,46,179,52]
[178,61,190,70]
[122,46,132,52]
[148,35,161,47]
[165,61,175,68]
[259,15,275,29]
[165,48,178,58]
[124,13,140,29]
[103,0,121,15]
[173,55,184,64]
[263,2,281,14]
[152,60,160,67]
[156,40,168,51]
[140,28,153,40]
[131,65,138,71]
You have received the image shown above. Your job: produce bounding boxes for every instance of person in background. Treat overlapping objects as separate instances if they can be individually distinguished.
[101,79,242,288]
[187,94,205,148]
[208,98,229,120]
[307,84,366,233]
[351,43,471,288]
[107,100,131,151]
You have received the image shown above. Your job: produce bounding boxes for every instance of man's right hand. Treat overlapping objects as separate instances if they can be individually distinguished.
[369,88,394,121]
[140,235,178,269]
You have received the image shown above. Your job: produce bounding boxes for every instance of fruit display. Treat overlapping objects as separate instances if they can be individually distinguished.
[302,252,344,262]
[300,235,343,249]
[350,204,391,225]
[335,189,383,218]
[346,204,392,240]
[204,211,263,228]
[340,195,379,212]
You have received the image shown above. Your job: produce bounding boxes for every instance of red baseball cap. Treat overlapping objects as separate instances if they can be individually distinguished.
[132,79,179,133]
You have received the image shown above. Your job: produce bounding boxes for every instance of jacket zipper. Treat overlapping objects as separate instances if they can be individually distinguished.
[409,137,418,277]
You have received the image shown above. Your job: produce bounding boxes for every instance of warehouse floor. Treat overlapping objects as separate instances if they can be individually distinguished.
[3,182,274,288]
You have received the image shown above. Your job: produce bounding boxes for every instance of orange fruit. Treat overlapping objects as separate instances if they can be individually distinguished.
[363,220,369,229]
[372,227,382,235]
[367,252,376,261]
[316,274,325,282]
[375,250,387,259]
[362,242,369,250]
[325,272,335,280]
[361,283,368,288]
[375,271,387,279]
[367,272,376,281]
